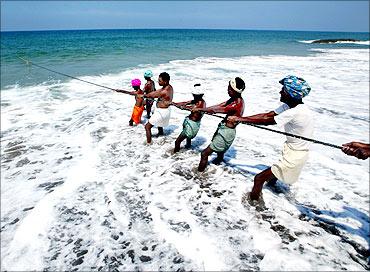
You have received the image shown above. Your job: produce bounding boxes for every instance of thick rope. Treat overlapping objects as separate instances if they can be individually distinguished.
[18,55,342,150]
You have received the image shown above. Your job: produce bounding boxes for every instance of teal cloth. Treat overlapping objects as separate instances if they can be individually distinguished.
[180,117,201,139]
[209,122,236,152]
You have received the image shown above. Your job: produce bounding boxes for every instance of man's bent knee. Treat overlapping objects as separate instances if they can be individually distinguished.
[254,172,265,182]
[255,167,275,183]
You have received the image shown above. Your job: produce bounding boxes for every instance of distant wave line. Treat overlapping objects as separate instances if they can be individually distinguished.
[298,40,370,45]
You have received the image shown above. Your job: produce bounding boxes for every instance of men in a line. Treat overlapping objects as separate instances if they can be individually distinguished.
[172,84,206,153]
[143,70,156,118]
[142,72,173,144]
[193,77,245,172]
[115,78,145,126]
[228,75,313,203]
[342,142,370,160]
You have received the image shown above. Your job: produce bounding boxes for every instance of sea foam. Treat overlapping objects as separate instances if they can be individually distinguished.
[1,48,369,271]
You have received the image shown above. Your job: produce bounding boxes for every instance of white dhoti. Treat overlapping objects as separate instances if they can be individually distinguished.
[271,143,309,185]
[149,106,171,127]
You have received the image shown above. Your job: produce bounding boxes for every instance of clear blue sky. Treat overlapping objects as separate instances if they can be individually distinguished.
[1,1,369,32]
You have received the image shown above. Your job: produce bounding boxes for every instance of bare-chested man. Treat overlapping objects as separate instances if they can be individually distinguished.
[143,70,156,118]
[193,77,245,172]
[141,72,173,144]
[172,83,206,153]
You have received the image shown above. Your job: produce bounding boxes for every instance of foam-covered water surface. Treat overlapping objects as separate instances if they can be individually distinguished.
[1,48,369,270]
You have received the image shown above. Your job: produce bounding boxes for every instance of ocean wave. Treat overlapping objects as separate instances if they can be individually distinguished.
[299,40,317,44]
[299,39,370,45]
[334,40,369,45]
[4,48,369,93]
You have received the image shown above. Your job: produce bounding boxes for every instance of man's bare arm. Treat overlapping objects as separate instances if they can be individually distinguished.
[172,100,193,107]
[143,88,164,99]
[342,142,370,160]
[193,102,227,114]
[115,89,134,95]
[228,111,277,125]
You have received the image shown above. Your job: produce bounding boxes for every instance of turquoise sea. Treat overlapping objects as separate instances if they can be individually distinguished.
[1,29,369,89]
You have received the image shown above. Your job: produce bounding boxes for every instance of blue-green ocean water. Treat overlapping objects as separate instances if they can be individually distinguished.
[1,29,369,89]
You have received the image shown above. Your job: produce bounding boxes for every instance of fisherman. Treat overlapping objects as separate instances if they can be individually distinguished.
[193,77,245,172]
[228,75,313,203]
[115,78,145,126]
[342,141,370,160]
[172,83,206,153]
[143,70,156,118]
[141,72,173,144]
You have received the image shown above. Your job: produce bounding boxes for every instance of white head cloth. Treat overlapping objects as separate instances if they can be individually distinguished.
[229,78,244,93]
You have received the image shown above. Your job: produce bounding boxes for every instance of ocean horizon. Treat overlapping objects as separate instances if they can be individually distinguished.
[1,28,369,271]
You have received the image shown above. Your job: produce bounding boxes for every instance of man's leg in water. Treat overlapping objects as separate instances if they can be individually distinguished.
[145,122,154,143]
[198,146,214,172]
[212,152,225,165]
[174,134,187,153]
[250,167,277,200]
[185,138,191,148]
[158,127,164,136]
[146,103,152,118]
[266,177,278,187]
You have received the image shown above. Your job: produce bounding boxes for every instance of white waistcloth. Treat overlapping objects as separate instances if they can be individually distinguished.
[149,106,171,127]
[274,103,314,151]
[271,143,309,184]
